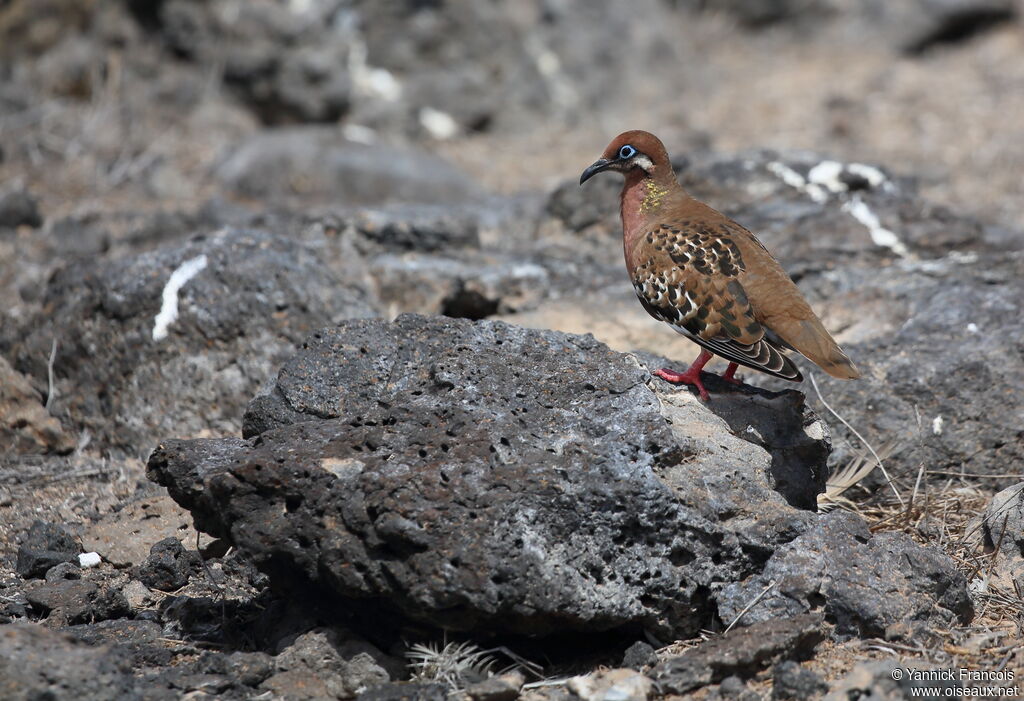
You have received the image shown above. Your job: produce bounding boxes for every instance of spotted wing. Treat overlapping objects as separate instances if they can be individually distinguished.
[631,223,802,381]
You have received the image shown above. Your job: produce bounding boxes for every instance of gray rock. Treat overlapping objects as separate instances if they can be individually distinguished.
[672,0,1016,52]
[215,128,481,205]
[652,614,825,694]
[772,660,828,700]
[135,537,201,591]
[151,315,835,639]
[361,682,449,701]
[622,640,659,670]
[715,511,973,638]
[980,482,1024,556]
[261,628,392,699]
[44,561,82,582]
[148,315,831,638]
[0,624,138,701]
[25,579,131,626]
[0,187,42,228]
[3,227,378,454]
[464,672,525,701]
[16,520,80,579]
[978,482,1024,592]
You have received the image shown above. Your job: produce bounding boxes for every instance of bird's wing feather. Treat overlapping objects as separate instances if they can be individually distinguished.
[631,221,802,381]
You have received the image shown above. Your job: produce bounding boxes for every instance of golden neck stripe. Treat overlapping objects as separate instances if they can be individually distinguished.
[640,180,668,213]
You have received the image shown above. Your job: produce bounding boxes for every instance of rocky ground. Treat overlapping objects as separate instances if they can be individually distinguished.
[2,1,1023,699]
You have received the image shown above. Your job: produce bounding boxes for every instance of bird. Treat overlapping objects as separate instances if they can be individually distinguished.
[579,130,860,401]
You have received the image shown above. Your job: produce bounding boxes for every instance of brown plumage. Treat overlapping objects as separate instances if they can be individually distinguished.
[580,129,859,400]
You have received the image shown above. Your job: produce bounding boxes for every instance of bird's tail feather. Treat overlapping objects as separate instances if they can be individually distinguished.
[773,316,860,380]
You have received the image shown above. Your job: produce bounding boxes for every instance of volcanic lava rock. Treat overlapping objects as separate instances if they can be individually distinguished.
[715,511,973,638]
[215,128,481,206]
[135,537,201,592]
[0,625,137,701]
[652,614,825,694]
[148,314,969,641]
[3,227,378,454]
[16,520,81,579]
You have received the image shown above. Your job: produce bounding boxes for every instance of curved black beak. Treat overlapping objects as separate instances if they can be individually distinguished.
[579,158,613,186]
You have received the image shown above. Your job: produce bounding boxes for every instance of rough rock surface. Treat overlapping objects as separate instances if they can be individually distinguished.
[977,482,1024,592]
[2,227,378,454]
[675,0,1016,52]
[16,520,81,579]
[149,314,968,641]
[772,660,829,700]
[652,614,825,694]
[135,537,201,591]
[215,128,482,206]
[716,511,973,638]
[0,624,137,701]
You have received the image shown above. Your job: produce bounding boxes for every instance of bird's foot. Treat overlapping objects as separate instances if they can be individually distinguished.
[721,362,742,386]
[653,367,710,401]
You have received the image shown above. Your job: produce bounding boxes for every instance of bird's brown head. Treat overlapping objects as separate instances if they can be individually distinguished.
[579,130,673,186]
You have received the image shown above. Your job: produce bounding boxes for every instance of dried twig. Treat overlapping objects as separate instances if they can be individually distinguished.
[809,372,904,506]
[723,579,776,634]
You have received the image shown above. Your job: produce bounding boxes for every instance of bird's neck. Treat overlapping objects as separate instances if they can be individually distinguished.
[620,170,683,267]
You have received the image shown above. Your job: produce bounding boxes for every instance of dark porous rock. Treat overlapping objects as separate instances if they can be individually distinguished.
[44,561,82,582]
[64,618,170,667]
[362,682,450,701]
[671,0,1015,52]
[26,579,131,625]
[368,253,553,321]
[350,205,483,253]
[152,314,837,639]
[135,537,201,591]
[464,672,525,701]
[0,624,137,701]
[622,640,659,670]
[772,660,828,700]
[716,511,972,639]
[216,128,481,206]
[16,520,81,579]
[0,187,42,228]
[204,650,275,689]
[671,0,836,28]
[260,628,392,699]
[652,614,825,695]
[4,227,378,453]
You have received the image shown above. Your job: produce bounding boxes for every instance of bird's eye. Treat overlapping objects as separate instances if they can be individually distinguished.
[618,145,636,160]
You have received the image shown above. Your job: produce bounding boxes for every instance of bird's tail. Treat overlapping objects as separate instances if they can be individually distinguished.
[771,316,861,380]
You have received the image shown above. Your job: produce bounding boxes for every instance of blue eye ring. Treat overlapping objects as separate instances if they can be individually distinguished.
[618,145,636,160]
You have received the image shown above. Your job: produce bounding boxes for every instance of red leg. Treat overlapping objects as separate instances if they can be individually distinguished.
[653,349,713,401]
[721,362,741,385]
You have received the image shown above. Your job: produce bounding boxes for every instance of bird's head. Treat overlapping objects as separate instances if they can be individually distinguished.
[579,130,672,186]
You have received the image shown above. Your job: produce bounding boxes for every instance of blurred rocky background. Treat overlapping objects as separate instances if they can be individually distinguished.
[2,0,1023,698]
